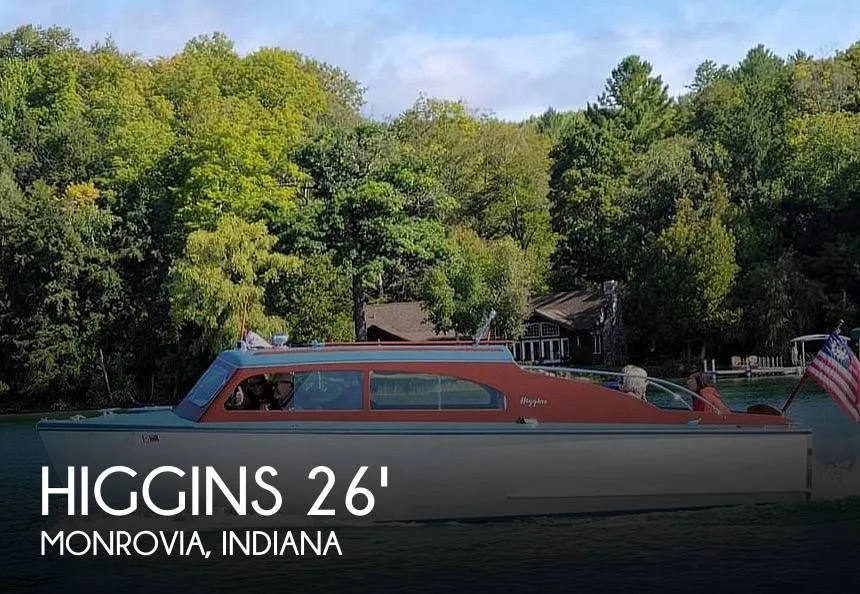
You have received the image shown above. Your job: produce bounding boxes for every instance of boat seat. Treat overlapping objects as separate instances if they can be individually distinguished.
[746,403,783,416]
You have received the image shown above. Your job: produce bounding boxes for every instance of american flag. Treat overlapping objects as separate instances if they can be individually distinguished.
[806,332,860,422]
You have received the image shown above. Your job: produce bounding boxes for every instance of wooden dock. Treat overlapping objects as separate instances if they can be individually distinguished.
[702,357,804,379]
[708,366,804,378]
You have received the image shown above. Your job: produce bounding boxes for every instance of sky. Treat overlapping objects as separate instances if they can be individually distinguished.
[2,0,860,121]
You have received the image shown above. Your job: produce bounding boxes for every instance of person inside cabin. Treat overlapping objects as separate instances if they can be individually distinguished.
[242,374,278,410]
[272,373,296,410]
[685,371,731,415]
[225,385,246,410]
[620,365,648,401]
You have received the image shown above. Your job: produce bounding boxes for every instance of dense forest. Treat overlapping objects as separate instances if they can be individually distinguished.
[1,24,858,410]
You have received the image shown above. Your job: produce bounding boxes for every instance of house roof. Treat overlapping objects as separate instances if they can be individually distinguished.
[364,301,458,341]
[363,290,605,342]
[529,290,603,331]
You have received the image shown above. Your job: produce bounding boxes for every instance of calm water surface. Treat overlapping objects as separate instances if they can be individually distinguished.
[1,377,858,593]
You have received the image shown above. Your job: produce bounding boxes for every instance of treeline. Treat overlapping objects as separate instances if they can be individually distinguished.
[0,25,858,409]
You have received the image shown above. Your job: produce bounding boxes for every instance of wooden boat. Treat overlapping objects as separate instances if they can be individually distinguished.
[37,339,812,522]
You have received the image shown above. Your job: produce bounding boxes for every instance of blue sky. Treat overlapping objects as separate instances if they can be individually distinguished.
[3,1,860,120]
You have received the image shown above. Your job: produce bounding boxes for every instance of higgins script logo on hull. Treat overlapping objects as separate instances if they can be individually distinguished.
[520,396,548,408]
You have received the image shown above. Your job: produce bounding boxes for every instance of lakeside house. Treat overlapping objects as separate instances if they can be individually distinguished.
[364,283,622,366]
[364,301,458,342]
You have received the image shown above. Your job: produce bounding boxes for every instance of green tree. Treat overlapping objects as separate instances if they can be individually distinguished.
[548,55,678,291]
[523,107,581,145]
[423,228,533,339]
[688,45,794,207]
[150,39,328,229]
[268,252,354,343]
[296,122,447,339]
[391,96,483,218]
[784,111,860,326]
[167,214,299,356]
[0,176,122,406]
[465,119,556,281]
[626,191,740,357]
[737,251,824,354]
[595,55,677,149]
[0,24,79,59]
[548,112,632,286]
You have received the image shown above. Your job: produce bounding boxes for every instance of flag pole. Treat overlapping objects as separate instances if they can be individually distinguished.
[782,319,844,413]
[780,371,807,413]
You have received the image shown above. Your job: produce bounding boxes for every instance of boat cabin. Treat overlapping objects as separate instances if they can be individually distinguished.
[173,342,792,428]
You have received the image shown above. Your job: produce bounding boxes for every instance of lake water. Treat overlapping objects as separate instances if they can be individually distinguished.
[1,377,858,593]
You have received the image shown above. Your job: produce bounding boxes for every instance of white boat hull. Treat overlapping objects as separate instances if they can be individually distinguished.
[38,420,812,522]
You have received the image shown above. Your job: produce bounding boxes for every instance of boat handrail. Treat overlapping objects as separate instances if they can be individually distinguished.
[521,365,724,413]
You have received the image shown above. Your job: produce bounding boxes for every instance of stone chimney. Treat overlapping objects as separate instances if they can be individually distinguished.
[601,280,625,366]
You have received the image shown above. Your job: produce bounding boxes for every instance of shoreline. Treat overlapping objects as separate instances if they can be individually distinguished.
[0,404,174,421]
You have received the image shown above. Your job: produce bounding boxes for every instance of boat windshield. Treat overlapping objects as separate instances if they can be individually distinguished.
[185,359,235,408]
[521,365,706,411]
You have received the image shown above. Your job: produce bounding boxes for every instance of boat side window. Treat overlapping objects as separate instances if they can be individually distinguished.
[186,360,234,409]
[225,370,363,411]
[289,371,363,411]
[369,372,505,410]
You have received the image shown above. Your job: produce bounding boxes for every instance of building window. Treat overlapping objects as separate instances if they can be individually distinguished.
[370,372,505,410]
[540,323,560,337]
[592,333,602,355]
[523,323,540,338]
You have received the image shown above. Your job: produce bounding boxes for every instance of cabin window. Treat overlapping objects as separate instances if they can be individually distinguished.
[186,360,234,408]
[523,323,540,338]
[289,371,363,411]
[369,372,505,410]
[225,370,363,411]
